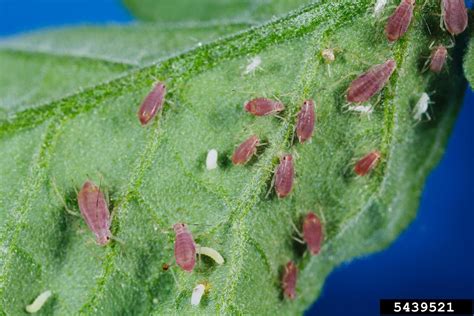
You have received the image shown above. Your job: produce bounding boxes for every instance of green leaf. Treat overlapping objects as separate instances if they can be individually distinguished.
[0,0,468,315]
[0,22,247,114]
[123,0,310,23]
[464,35,474,87]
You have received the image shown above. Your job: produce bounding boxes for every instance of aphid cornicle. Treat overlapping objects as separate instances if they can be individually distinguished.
[232,135,260,165]
[303,212,324,256]
[385,0,415,42]
[296,99,315,144]
[354,151,381,176]
[282,261,298,300]
[346,59,396,103]
[275,154,294,198]
[137,82,166,125]
[430,45,448,73]
[173,223,196,272]
[244,98,284,116]
[77,180,112,246]
[442,0,468,36]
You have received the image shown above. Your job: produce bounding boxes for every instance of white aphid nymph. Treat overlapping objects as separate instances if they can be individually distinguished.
[206,149,218,170]
[373,0,389,17]
[26,290,52,314]
[321,49,335,63]
[413,92,431,121]
[243,56,262,75]
[191,284,206,306]
[347,105,374,114]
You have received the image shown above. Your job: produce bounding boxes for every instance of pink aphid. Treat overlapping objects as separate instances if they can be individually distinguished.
[77,180,111,246]
[442,0,468,36]
[354,151,381,176]
[232,135,260,165]
[244,98,284,116]
[302,212,324,256]
[173,223,196,272]
[385,0,415,42]
[296,99,315,144]
[282,261,298,300]
[275,154,294,198]
[430,45,448,73]
[137,82,166,125]
[346,59,396,103]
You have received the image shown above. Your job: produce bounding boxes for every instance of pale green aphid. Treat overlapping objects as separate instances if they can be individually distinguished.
[25,290,52,313]
[196,245,224,265]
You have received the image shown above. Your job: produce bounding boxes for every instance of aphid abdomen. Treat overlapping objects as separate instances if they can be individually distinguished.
[138,82,166,125]
[77,180,111,246]
[275,154,294,198]
[346,59,396,103]
[354,151,381,176]
[302,212,323,255]
[429,45,448,73]
[244,98,284,116]
[282,261,298,300]
[385,0,415,42]
[296,100,315,143]
[173,223,196,272]
[442,0,468,36]
[232,135,260,165]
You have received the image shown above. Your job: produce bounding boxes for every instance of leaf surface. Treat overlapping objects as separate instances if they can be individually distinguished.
[0,1,468,315]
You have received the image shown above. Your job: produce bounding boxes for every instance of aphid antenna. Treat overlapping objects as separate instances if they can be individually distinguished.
[96,176,103,208]
[186,222,213,228]
[50,177,80,217]
[318,207,327,230]
[169,266,179,285]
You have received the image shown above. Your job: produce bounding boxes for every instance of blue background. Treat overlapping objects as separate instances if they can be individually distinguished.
[0,1,472,315]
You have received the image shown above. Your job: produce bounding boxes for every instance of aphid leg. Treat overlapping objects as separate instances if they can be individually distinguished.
[289,218,303,238]
[289,219,305,245]
[439,12,446,32]
[50,177,80,217]
[265,171,276,198]
[292,236,305,244]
